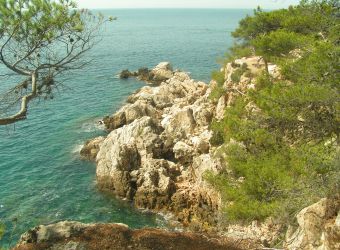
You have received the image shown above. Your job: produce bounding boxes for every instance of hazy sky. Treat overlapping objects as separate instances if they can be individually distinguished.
[76,0,301,9]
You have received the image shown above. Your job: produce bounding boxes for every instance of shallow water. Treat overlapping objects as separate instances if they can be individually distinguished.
[0,9,251,247]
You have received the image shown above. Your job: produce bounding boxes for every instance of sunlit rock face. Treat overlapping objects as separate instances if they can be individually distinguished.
[83,63,220,231]
[284,198,340,250]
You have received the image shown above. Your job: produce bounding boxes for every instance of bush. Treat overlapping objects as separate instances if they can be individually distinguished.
[252,29,312,64]
[230,63,249,83]
[210,120,226,146]
[209,85,224,102]
[209,70,225,101]
[231,68,245,83]
[211,70,225,85]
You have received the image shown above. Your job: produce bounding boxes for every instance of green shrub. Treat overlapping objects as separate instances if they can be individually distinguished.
[241,63,248,71]
[252,29,312,61]
[209,85,224,102]
[209,70,226,101]
[211,70,225,85]
[210,119,226,146]
[230,63,249,83]
[230,68,244,83]
[225,197,279,222]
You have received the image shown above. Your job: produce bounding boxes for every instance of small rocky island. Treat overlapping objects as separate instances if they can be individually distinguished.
[15,61,339,250]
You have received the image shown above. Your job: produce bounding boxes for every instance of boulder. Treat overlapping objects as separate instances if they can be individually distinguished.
[96,117,162,196]
[18,221,88,244]
[124,100,159,123]
[134,159,176,209]
[285,198,340,250]
[103,100,159,132]
[173,71,191,82]
[215,96,226,120]
[191,154,222,183]
[150,62,174,82]
[103,111,126,131]
[192,103,214,127]
[165,108,196,140]
[173,141,195,164]
[191,131,211,154]
[154,62,173,71]
[119,69,134,79]
[170,184,221,231]
[120,62,175,85]
[268,63,281,79]
[80,136,105,161]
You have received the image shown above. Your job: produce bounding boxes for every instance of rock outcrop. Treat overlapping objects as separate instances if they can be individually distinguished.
[284,198,340,250]
[14,221,255,250]
[209,56,281,122]
[118,62,174,85]
[82,63,220,231]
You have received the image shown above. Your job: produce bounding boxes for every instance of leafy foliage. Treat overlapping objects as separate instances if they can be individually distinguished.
[230,63,248,83]
[211,70,225,85]
[252,30,311,62]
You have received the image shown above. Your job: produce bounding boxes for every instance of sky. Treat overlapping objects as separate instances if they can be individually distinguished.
[76,0,301,9]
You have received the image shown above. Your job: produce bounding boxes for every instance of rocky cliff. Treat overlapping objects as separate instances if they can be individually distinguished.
[77,60,339,249]
[81,62,221,231]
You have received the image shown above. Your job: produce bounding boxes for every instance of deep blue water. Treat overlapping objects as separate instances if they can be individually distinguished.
[0,9,251,247]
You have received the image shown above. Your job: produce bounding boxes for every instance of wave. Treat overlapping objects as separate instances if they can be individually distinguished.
[80,119,105,133]
[72,144,84,154]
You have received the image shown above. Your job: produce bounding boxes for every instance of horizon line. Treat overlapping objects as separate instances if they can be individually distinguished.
[84,7,277,10]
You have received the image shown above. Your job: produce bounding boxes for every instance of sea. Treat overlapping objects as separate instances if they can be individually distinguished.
[0,9,251,247]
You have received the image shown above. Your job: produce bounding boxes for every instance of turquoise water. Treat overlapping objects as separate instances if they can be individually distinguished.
[0,9,250,247]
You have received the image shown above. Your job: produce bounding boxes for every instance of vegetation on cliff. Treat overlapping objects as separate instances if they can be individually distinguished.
[208,0,339,223]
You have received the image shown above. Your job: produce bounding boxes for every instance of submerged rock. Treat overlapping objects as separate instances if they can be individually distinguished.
[119,69,136,79]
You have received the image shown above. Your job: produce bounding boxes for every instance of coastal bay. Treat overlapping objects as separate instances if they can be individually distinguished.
[0,9,251,247]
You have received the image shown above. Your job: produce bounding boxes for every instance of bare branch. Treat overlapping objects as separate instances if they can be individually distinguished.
[0,72,37,125]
